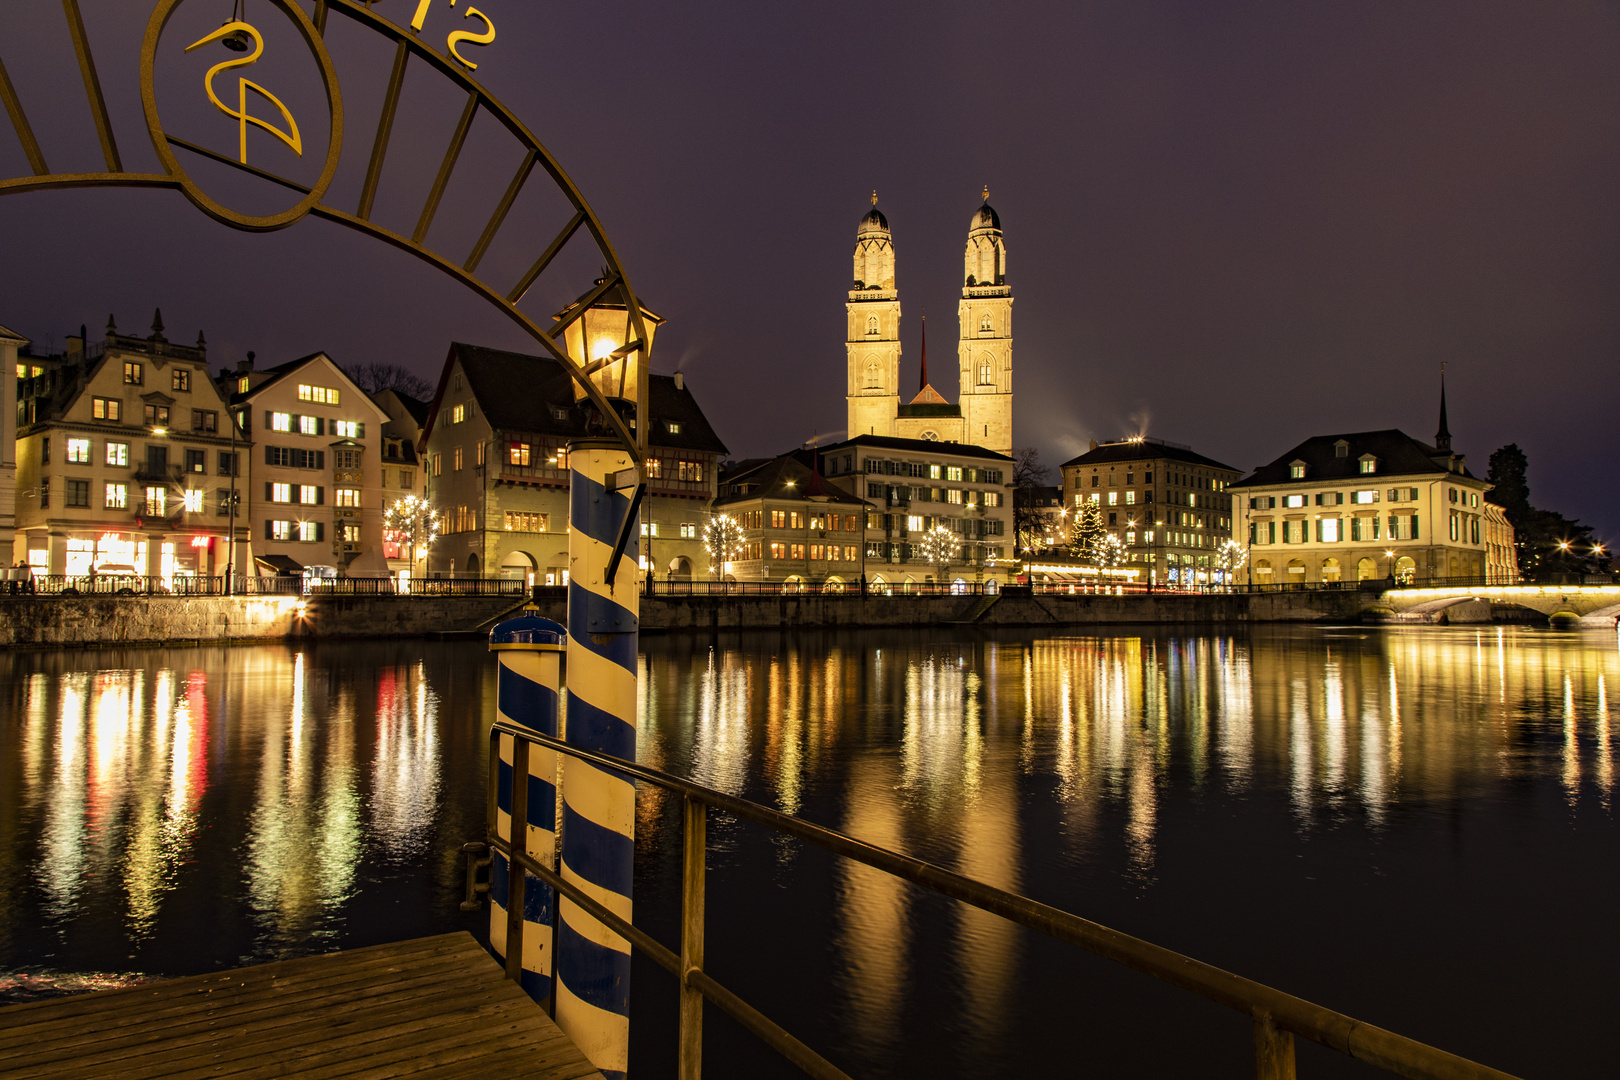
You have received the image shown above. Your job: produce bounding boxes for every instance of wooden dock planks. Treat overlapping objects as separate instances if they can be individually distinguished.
[0,932,601,1079]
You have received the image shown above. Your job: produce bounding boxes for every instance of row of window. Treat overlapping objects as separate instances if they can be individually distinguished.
[91,398,220,432]
[265,520,342,543]
[856,459,1003,483]
[1250,515,1435,545]
[296,384,341,406]
[44,437,238,476]
[1080,469,1228,492]
[263,482,359,506]
[736,511,863,532]
[43,479,210,513]
[638,522,700,538]
[888,514,1006,536]
[264,412,364,439]
[750,542,863,562]
[865,542,1007,562]
[867,484,1005,506]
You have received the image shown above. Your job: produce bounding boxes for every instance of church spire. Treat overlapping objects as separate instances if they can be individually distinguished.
[918,311,927,392]
[1435,365,1451,452]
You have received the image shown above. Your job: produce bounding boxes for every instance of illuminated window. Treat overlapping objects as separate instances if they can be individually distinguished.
[769,542,786,559]
[790,544,805,560]
[1359,457,1378,474]
[335,488,361,508]
[1351,490,1379,504]
[477,442,485,467]
[343,525,362,543]
[271,483,291,503]
[679,523,696,538]
[66,438,90,463]
[1107,492,1118,506]
[297,521,319,542]
[238,377,250,394]
[645,458,663,478]
[451,403,467,424]
[299,415,319,435]
[271,412,292,432]
[946,466,963,481]
[677,460,703,482]
[334,420,359,438]
[907,515,923,531]
[431,454,442,477]
[183,490,204,513]
[92,397,122,421]
[271,521,292,541]
[947,489,964,505]
[104,483,127,509]
[1124,491,1135,505]
[667,421,683,434]
[509,442,531,466]
[504,512,547,533]
[172,369,190,391]
[145,486,166,514]
[1284,494,1306,508]
[300,485,320,505]
[454,447,464,471]
[297,384,340,406]
[123,362,142,385]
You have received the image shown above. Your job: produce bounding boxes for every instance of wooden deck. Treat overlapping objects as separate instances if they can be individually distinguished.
[0,932,601,1079]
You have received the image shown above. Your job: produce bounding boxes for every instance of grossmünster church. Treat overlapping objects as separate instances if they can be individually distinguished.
[845,189,1014,457]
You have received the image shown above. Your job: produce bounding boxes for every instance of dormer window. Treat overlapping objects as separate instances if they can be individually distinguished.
[1359,454,1378,475]
[1334,440,1349,458]
[1289,460,1307,479]
[667,421,682,434]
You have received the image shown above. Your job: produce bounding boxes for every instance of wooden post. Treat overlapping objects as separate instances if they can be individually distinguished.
[679,797,707,1080]
[1253,1011,1296,1080]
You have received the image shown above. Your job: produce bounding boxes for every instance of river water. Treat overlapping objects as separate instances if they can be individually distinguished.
[1,626,1616,1078]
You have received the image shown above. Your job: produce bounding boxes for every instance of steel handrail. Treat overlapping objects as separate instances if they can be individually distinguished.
[487,718,1523,1080]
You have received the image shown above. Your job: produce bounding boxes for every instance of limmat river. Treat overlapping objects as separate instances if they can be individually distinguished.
[1,627,1616,1078]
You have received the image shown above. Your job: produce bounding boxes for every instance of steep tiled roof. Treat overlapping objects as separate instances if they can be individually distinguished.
[713,454,868,509]
[421,343,727,455]
[817,433,1013,462]
[1061,441,1238,472]
[1229,429,1473,489]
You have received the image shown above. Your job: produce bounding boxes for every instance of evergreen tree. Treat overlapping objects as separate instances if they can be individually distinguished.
[1487,443,1609,578]
[1069,501,1106,560]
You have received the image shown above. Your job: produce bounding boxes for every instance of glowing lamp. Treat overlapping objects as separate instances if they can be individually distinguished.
[555,280,662,407]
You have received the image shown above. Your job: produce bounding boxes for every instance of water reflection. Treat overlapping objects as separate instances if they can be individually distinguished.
[2,628,1619,1076]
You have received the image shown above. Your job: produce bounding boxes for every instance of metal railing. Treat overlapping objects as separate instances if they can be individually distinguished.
[2,575,528,598]
[479,719,1523,1080]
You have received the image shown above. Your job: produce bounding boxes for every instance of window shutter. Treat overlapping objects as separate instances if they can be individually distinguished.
[316,451,325,469]
[316,486,325,505]
[264,521,273,540]
[357,423,365,439]
[264,481,273,501]
[1411,515,1420,540]
[315,417,324,436]
[316,522,325,541]
[265,410,272,429]
[264,445,273,465]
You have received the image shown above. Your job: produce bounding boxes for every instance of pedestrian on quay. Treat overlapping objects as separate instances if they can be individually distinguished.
[6,562,18,596]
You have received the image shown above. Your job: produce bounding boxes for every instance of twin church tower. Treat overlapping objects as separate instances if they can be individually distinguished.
[844,189,1014,457]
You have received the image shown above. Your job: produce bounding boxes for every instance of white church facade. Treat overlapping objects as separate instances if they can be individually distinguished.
[844,190,1014,457]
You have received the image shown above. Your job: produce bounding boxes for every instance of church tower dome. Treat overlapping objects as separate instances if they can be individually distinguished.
[852,191,895,291]
[958,186,1013,456]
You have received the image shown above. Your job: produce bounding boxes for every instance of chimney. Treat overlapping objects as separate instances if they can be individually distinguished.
[66,335,83,359]
[1089,439,1099,451]
[673,371,684,391]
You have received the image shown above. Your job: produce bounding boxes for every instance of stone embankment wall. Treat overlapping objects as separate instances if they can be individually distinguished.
[0,594,528,648]
[0,590,1367,648]
[638,590,1365,631]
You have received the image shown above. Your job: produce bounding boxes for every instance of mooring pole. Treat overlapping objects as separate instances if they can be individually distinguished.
[556,437,639,1080]
[488,612,566,1008]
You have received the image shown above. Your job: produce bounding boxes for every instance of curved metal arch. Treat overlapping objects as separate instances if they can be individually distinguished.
[0,0,653,460]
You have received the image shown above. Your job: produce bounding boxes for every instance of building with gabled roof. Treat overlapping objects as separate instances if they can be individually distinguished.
[1228,390,1494,585]
[418,342,728,583]
[711,452,868,584]
[223,351,389,575]
[14,312,248,581]
[1,320,24,561]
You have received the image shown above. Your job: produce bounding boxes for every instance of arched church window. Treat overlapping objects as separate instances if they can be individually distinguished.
[979,314,992,333]
[867,316,879,336]
[978,361,993,385]
[865,362,881,389]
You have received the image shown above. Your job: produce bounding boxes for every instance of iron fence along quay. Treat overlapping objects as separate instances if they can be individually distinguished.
[0,575,529,598]
[476,719,1524,1080]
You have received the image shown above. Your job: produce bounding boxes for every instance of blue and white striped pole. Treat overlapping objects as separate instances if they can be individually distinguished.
[558,437,640,1080]
[489,613,566,1006]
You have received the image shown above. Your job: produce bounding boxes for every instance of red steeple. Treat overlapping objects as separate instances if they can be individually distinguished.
[918,311,928,392]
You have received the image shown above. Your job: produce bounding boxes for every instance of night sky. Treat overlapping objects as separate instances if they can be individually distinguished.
[2,1,1617,540]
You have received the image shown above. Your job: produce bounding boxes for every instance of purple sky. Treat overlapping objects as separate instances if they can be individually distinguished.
[2,1,1617,541]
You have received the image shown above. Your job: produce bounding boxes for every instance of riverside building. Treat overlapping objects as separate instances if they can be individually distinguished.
[1059,438,1242,587]
[13,313,245,581]
[227,352,388,576]
[418,342,727,584]
[712,453,869,585]
[818,434,1014,590]
[1228,398,1496,585]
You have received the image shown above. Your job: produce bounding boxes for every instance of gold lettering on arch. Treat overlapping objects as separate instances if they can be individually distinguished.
[408,0,497,69]
[184,21,302,165]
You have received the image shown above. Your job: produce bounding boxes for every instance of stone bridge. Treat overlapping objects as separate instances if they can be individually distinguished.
[1369,584,1620,628]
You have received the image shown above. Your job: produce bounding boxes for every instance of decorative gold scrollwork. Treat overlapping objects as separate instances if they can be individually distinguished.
[183,21,302,165]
